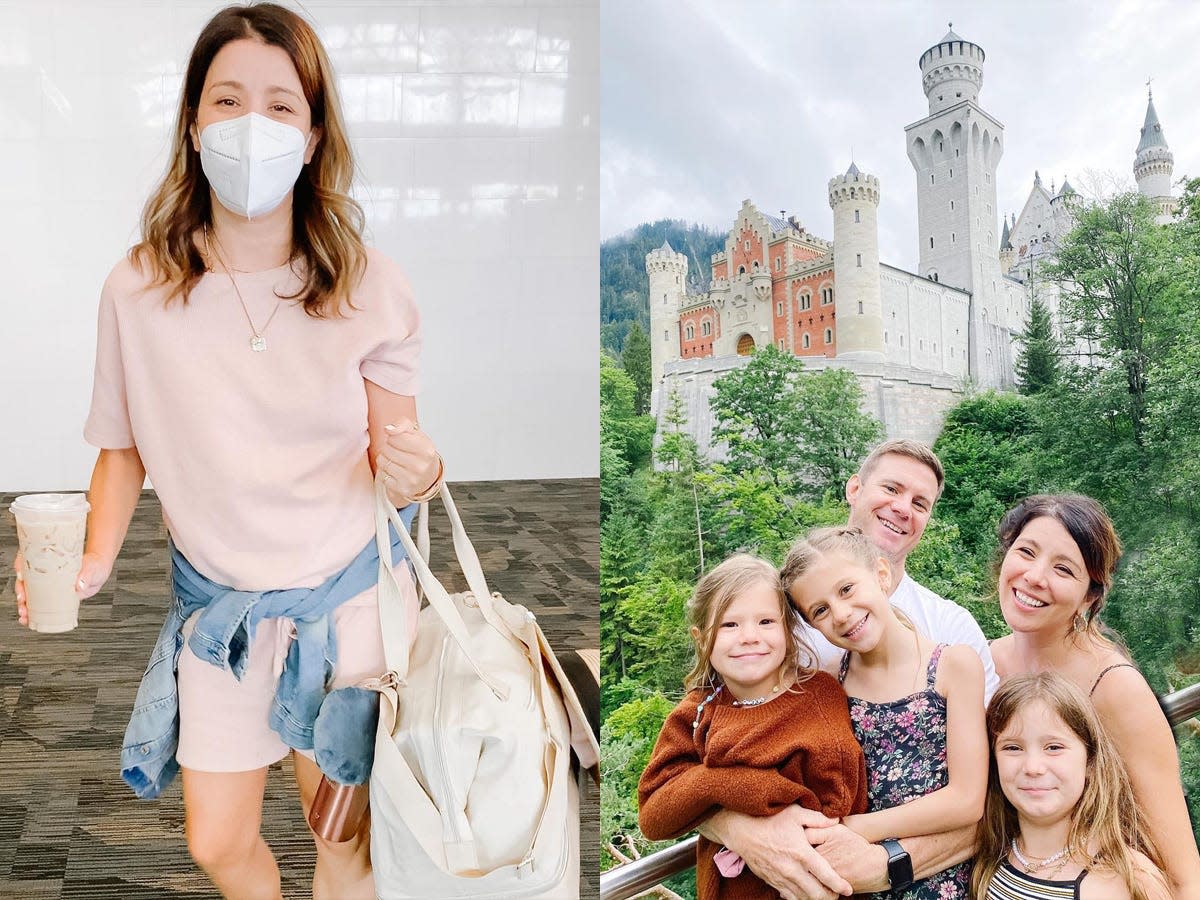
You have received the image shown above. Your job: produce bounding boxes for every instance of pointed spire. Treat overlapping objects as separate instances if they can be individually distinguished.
[1138,92,1169,153]
[941,21,962,42]
[1000,217,1012,250]
[1058,177,1075,198]
[659,239,674,252]
[846,161,861,177]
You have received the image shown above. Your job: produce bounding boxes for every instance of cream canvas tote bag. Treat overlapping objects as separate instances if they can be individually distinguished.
[369,477,585,899]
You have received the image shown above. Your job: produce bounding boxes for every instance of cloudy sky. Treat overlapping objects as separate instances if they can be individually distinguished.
[601,0,1200,273]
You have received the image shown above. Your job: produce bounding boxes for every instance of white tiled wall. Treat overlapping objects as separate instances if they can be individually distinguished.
[0,0,599,489]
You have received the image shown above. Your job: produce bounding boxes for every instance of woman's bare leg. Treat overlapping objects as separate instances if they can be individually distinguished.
[182,766,282,900]
[293,751,375,900]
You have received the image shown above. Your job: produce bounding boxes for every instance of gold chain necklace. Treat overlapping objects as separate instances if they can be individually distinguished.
[204,226,285,352]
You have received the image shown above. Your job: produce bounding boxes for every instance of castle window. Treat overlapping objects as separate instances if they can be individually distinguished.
[824,328,833,345]
[664,330,668,341]
[799,291,812,311]
[951,233,956,243]
[950,200,954,210]
[802,333,811,349]
[738,266,746,275]
[775,257,781,271]
[702,320,712,336]
[900,334,904,347]
[930,174,935,185]
[821,286,834,304]
[949,169,953,178]
[685,324,695,340]
[930,237,934,249]
[939,141,943,152]
[933,342,937,352]
[955,148,959,157]
[663,293,668,304]
[884,331,888,344]
[744,240,750,250]
[776,302,783,316]
[855,209,861,223]
[858,301,864,314]
[856,253,862,267]
[920,339,924,351]
[950,347,954,358]
[778,339,785,349]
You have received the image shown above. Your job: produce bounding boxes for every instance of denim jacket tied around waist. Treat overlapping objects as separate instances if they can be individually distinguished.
[120,504,416,799]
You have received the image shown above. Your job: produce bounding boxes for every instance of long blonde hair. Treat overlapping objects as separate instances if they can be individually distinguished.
[684,554,816,692]
[131,3,366,317]
[971,672,1164,899]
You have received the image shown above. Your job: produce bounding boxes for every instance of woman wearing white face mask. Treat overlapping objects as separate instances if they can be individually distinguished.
[12,5,440,898]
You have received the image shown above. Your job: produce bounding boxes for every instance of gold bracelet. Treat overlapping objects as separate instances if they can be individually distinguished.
[409,453,445,503]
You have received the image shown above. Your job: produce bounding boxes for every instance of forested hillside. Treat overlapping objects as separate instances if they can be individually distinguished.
[600,220,726,355]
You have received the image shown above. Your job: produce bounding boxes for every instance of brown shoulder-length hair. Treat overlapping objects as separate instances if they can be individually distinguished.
[131,3,366,317]
[684,554,817,692]
[995,494,1125,647]
[972,672,1164,899]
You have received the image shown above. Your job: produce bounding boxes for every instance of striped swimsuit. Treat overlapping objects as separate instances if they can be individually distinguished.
[986,861,1088,898]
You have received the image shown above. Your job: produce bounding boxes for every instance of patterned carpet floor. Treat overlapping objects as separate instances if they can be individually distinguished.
[0,480,599,899]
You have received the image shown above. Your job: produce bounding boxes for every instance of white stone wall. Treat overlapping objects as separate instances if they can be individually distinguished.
[879,265,970,378]
[657,354,968,461]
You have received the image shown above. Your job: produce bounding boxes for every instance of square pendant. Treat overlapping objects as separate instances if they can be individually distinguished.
[250,335,267,352]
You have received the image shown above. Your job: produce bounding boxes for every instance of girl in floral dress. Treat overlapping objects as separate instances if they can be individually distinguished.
[782,527,988,899]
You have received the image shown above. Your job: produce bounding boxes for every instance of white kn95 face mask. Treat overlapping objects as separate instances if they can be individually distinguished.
[198,112,310,220]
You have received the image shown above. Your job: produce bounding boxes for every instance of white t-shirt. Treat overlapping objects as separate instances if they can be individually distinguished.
[803,573,999,706]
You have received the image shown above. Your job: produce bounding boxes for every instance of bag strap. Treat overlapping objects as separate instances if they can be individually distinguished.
[374,475,509,700]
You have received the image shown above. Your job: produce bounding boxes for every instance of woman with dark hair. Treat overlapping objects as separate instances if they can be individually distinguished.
[13,5,438,897]
[989,494,1200,896]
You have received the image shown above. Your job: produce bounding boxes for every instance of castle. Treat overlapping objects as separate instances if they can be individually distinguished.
[648,27,1179,453]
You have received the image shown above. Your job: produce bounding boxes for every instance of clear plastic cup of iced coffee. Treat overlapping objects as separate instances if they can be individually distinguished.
[10,493,90,633]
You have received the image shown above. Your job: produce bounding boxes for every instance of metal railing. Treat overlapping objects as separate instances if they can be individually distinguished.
[600,680,1200,900]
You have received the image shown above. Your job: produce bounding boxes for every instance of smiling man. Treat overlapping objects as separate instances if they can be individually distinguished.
[803,440,999,703]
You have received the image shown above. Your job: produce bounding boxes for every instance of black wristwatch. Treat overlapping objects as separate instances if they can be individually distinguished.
[880,838,913,891]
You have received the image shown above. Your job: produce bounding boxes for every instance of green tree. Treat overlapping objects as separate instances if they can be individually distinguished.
[1045,192,1172,446]
[622,322,652,415]
[709,347,883,500]
[1014,296,1061,394]
[601,354,655,474]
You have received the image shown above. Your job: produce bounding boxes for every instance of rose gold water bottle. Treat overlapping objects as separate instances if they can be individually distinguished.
[307,776,370,842]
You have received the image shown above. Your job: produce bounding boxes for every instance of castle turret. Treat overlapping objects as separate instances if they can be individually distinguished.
[646,240,688,413]
[1134,89,1177,222]
[828,163,884,361]
[918,25,984,116]
[998,214,1015,273]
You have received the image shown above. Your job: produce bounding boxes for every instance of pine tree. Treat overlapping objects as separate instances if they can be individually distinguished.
[1014,296,1061,395]
[621,322,652,415]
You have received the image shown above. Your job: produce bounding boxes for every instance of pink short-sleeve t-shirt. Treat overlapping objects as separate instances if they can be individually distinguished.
[84,247,420,591]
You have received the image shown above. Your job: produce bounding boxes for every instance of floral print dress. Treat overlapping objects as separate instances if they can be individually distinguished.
[838,643,970,899]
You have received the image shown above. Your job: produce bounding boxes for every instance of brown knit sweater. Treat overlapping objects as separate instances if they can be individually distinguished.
[638,672,868,900]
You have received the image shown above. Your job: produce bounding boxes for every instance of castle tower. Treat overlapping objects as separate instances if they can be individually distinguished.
[1134,88,1177,222]
[828,163,884,361]
[905,26,1006,385]
[646,240,688,413]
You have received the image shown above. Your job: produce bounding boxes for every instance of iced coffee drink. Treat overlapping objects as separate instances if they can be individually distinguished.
[10,493,89,633]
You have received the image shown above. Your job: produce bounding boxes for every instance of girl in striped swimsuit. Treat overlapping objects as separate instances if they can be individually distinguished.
[972,672,1169,900]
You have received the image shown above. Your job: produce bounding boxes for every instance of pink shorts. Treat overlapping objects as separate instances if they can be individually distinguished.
[175,562,418,773]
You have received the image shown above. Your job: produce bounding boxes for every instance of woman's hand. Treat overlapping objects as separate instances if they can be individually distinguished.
[13,550,113,626]
[376,418,441,506]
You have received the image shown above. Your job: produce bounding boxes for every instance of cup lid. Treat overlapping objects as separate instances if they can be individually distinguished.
[10,493,90,513]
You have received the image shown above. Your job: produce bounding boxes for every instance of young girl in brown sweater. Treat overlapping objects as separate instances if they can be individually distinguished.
[637,554,868,900]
